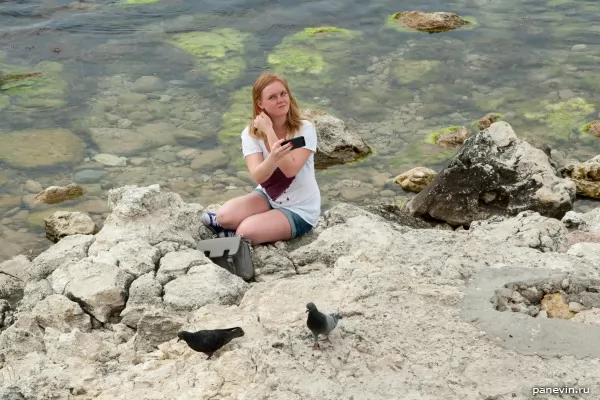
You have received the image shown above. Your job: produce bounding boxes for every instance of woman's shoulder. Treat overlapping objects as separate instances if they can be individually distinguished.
[300,119,316,130]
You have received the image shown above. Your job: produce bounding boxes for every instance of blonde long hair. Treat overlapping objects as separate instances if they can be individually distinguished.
[248,72,303,139]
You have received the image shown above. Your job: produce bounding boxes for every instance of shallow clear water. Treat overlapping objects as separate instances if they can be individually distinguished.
[1,0,600,261]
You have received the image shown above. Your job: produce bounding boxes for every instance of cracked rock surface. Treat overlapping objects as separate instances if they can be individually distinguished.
[1,185,599,399]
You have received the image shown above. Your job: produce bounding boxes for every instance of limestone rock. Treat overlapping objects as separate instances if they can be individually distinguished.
[3,186,600,399]
[155,249,213,285]
[562,155,600,199]
[120,273,163,328]
[394,166,437,192]
[0,255,31,284]
[477,113,503,131]
[163,264,250,311]
[33,183,84,205]
[303,110,372,168]
[469,211,568,253]
[432,126,471,149]
[562,208,600,234]
[390,11,470,33]
[30,294,92,333]
[88,124,175,156]
[0,129,85,168]
[364,202,433,229]
[87,184,213,254]
[44,211,97,243]
[133,309,184,352]
[540,293,575,319]
[49,258,134,323]
[406,121,576,226]
[27,234,95,281]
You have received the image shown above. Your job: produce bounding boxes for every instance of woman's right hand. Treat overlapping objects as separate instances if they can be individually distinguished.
[268,138,293,162]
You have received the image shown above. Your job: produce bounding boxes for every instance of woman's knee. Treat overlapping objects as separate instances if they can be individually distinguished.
[215,205,237,228]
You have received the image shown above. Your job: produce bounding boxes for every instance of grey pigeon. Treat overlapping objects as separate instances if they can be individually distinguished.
[306,302,342,350]
[177,327,244,359]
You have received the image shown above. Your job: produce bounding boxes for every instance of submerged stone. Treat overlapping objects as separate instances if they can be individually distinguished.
[387,11,472,33]
[524,97,595,140]
[267,27,362,89]
[0,129,85,169]
[392,60,441,84]
[582,120,600,137]
[1,61,68,111]
[168,28,251,85]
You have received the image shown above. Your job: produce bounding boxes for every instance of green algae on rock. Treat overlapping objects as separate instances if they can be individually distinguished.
[219,86,253,149]
[386,11,474,33]
[524,97,595,140]
[267,27,362,89]
[0,129,85,169]
[168,28,251,85]
[426,126,471,149]
[392,60,441,84]
[581,120,600,138]
[1,61,68,110]
[388,140,457,168]
[473,113,504,131]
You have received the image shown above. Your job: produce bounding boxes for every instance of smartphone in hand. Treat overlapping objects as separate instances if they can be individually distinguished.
[281,136,306,149]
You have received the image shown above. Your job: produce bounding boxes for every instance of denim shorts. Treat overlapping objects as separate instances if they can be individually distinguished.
[253,188,313,239]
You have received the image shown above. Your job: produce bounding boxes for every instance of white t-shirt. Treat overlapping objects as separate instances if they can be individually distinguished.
[240,120,321,226]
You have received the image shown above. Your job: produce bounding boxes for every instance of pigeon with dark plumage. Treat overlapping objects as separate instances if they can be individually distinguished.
[306,302,342,350]
[177,327,245,359]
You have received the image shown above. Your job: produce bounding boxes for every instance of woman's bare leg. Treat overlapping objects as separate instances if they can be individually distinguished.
[215,192,271,230]
[235,210,292,245]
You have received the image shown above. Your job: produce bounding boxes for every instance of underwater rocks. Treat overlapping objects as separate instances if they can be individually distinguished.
[267,27,364,91]
[34,183,85,205]
[427,126,471,149]
[168,28,252,85]
[407,121,576,226]
[387,11,472,33]
[0,129,85,169]
[582,120,600,138]
[524,97,595,141]
[0,61,69,111]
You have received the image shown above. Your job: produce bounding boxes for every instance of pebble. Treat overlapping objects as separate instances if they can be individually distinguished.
[131,76,166,93]
[571,44,587,51]
[568,302,585,313]
[129,157,149,166]
[153,152,177,163]
[168,80,189,86]
[24,180,43,193]
[117,119,133,129]
[74,169,108,184]
[93,154,127,167]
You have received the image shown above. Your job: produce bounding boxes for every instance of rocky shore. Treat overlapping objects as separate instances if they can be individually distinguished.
[1,121,600,399]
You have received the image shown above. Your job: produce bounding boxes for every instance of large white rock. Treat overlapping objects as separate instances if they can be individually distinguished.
[87,184,213,255]
[3,191,600,399]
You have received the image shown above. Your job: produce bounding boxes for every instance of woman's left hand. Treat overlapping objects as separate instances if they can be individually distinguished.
[253,111,273,133]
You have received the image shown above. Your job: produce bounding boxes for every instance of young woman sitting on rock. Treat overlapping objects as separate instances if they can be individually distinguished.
[202,72,321,244]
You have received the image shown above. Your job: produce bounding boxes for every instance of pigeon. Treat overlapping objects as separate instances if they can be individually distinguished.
[306,302,342,350]
[177,327,245,359]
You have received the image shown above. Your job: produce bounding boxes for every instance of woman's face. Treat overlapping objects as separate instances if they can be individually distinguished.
[258,80,290,118]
